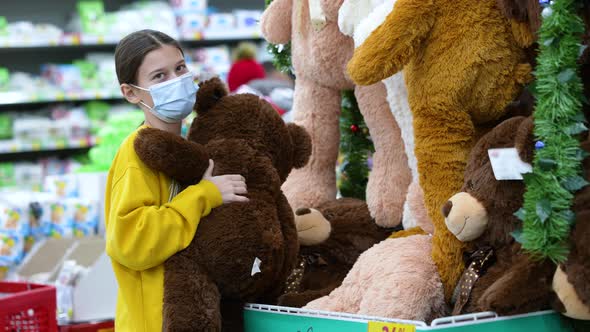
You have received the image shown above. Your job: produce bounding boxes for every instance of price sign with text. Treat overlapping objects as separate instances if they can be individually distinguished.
[367,321,416,332]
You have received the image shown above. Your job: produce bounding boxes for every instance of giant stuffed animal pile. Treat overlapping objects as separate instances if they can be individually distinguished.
[136,0,590,330]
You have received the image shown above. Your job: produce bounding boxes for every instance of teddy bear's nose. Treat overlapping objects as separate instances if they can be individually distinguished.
[441,201,453,218]
[295,208,311,216]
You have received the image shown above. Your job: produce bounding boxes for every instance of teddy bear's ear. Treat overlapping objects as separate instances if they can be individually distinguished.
[515,116,535,164]
[195,77,228,114]
[287,123,312,169]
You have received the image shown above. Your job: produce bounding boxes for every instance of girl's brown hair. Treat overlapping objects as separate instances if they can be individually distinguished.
[114,29,184,85]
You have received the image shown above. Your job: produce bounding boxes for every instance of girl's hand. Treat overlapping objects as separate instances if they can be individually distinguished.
[203,160,249,204]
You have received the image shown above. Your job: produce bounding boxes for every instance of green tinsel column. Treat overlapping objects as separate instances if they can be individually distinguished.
[338,91,374,199]
[517,0,588,262]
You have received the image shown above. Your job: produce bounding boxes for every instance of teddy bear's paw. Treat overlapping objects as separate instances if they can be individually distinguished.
[366,153,405,227]
[282,168,337,210]
[553,266,590,320]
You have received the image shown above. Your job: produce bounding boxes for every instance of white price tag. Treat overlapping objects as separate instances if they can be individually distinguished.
[488,148,532,181]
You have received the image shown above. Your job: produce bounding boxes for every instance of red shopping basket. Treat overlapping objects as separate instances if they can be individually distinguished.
[0,282,58,332]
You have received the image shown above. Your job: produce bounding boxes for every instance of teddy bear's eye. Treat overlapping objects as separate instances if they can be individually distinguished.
[467,180,475,191]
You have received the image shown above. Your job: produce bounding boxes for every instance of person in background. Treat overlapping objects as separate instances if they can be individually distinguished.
[248,61,294,96]
[227,42,266,92]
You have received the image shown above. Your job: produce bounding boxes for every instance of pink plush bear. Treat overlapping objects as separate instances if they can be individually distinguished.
[260,0,411,227]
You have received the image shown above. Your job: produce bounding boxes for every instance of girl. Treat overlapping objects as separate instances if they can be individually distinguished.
[105,29,248,331]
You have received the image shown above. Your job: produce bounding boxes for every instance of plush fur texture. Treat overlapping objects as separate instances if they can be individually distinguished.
[346,0,533,299]
[133,78,311,331]
[339,0,432,232]
[278,198,392,307]
[443,116,555,315]
[261,0,412,228]
[305,234,447,322]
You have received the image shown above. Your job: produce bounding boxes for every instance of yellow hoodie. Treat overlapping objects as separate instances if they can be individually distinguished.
[105,125,222,331]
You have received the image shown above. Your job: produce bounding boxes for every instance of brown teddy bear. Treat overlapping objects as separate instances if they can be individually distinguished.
[133,78,312,331]
[345,0,536,300]
[442,116,555,316]
[277,198,394,308]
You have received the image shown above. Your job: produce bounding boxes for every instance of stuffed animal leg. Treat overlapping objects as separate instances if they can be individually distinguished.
[261,0,352,210]
[355,83,410,227]
[340,0,431,230]
[162,244,222,331]
[281,76,342,209]
[305,235,447,322]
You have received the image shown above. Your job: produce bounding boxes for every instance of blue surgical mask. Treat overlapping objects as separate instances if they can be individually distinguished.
[131,72,198,123]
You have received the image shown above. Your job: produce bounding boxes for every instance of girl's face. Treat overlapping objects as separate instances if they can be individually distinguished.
[120,44,189,109]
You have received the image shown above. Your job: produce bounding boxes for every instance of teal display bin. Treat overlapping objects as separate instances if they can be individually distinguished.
[244,304,577,332]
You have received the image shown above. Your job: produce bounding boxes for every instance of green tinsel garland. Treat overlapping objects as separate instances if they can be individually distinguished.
[338,91,374,199]
[517,0,588,262]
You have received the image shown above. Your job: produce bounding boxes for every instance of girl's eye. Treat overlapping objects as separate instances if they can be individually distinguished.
[152,73,165,81]
[176,64,187,72]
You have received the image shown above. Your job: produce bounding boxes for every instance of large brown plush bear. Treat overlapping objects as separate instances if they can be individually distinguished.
[277,198,393,308]
[442,116,555,316]
[345,0,534,300]
[133,78,312,331]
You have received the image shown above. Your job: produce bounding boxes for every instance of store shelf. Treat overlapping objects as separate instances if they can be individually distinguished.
[0,29,263,50]
[0,90,122,107]
[0,136,96,161]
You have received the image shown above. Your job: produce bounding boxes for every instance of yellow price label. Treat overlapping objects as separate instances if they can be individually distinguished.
[368,321,416,332]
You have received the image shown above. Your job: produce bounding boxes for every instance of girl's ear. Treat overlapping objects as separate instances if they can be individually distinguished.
[195,77,229,115]
[121,84,141,105]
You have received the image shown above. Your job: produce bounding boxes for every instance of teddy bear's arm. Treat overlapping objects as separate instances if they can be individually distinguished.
[261,0,294,45]
[478,254,555,315]
[134,127,210,185]
[347,0,436,85]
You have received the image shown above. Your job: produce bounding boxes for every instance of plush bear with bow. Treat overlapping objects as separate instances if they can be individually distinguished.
[277,198,393,308]
[443,116,555,316]
[133,78,311,331]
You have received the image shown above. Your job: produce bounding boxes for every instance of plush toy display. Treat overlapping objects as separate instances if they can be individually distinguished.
[277,198,393,308]
[260,0,411,228]
[304,233,447,322]
[338,0,432,233]
[132,78,312,331]
[443,116,555,316]
[345,0,534,298]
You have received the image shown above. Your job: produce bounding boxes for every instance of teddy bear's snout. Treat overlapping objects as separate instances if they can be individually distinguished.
[444,192,488,242]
